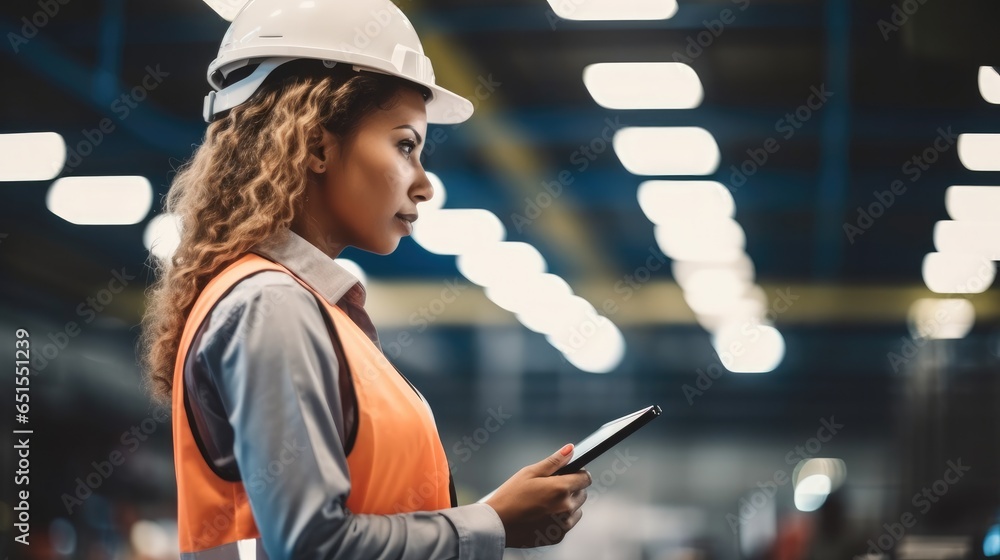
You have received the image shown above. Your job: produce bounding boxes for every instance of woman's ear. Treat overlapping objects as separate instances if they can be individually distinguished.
[306,126,337,175]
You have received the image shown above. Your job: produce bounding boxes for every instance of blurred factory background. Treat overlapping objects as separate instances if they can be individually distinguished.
[3,0,1000,558]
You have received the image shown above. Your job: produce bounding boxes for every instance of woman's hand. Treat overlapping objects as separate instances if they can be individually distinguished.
[484,444,592,549]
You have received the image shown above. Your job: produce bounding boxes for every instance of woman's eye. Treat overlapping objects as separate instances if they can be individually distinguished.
[399,139,417,158]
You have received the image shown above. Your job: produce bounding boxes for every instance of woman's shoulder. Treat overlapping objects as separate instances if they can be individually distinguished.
[201,269,324,345]
[224,268,303,295]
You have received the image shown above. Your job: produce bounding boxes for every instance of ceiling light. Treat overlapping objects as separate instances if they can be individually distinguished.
[695,295,769,334]
[637,180,735,224]
[412,208,506,255]
[944,186,1000,222]
[334,258,367,288]
[672,255,754,290]
[614,127,721,176]
[457,242,547,288]
[47,176,152,225]
[485,273,573,315]
[958,133,1000,171]
[793,458,847,491]
[0,132,65,182]
[518,295,597,336]
[143,213,182,261]
[922,252,995,294]
[907,298,975,340]
[546,0,678,21]
[793,474,832,512]
[682,270,753,316]
[654,218,746,262]
[933,220,1000,260]
[979,66,1000,105]
[557,322,626,374]
[584,62,702,109]
[712,323,785,373]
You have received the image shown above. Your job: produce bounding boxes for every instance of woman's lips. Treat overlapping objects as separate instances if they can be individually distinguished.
[395,214,415,235]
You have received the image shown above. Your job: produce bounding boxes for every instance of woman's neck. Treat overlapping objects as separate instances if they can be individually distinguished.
[291,203,347,260]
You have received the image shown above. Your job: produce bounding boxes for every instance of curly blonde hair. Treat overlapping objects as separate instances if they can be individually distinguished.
[139,60,429,405]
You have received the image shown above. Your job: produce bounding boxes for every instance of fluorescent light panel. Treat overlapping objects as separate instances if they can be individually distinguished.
[637,180,735,224]
[682,270,753,316]
[958,134,1000,171]
[945,185,1000,222]
[614,127,720,176]
[519,295,597,337]
[557,323,626,374]
[654,218,746,262]
[418,175,626,373]
[0,132,65,182]
[908,298,975,340]
[922,252,995,294]
[933,220,1000,260]
[794,475,832,512]
[583,62,702,109]
[143,213,182,261]
[712,323,785,373]
[334,258,367,288]
[411,208,506,255]
[456,242,547,288]
[793,458,847,490]
[47,176,152,225]
[979,66,1000,105]
[672,255,754,291]
[695,294,768,334]
[546,0,678,21]
[486,273,572,315]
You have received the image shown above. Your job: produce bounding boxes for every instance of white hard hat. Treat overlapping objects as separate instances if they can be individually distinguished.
[202,0,474,125]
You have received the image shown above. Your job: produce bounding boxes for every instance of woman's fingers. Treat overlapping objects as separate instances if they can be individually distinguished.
[555,508,584,531]
[562,469,592,493]
[568,507,583,529]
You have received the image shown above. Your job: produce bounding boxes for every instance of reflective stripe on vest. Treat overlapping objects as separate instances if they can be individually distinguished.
[172,253,453,557]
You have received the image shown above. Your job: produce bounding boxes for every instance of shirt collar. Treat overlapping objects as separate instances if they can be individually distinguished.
[249,228,367,308]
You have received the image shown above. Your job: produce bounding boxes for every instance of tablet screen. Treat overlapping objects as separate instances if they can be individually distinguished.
[476,405,660,503]
[565,408,647,462]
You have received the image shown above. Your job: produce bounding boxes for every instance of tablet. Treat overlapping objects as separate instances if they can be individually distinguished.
[476,405,661,503]
[553,404,661,476]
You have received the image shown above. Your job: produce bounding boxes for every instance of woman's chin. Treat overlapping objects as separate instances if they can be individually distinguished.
[361,238,401,256]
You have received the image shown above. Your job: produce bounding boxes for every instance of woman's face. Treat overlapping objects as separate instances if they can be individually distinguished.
[311,87,433,255]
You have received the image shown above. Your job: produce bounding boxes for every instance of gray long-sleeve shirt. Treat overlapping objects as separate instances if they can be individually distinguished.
[183,228,506,559]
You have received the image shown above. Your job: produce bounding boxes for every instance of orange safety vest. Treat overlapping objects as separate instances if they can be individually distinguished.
[171,253,454,558]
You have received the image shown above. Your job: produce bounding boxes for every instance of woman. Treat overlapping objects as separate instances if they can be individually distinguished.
[138,1,591,558]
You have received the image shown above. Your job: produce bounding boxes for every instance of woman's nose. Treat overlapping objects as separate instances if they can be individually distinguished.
[412,168,434,203]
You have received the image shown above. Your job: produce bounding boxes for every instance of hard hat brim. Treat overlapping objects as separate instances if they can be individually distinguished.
[208,51,474,125]
[420,81,474,125]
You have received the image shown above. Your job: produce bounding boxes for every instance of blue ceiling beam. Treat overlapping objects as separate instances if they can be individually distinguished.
[811,0,851,279]
[93,0,125,102]
[0,17,203,155]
